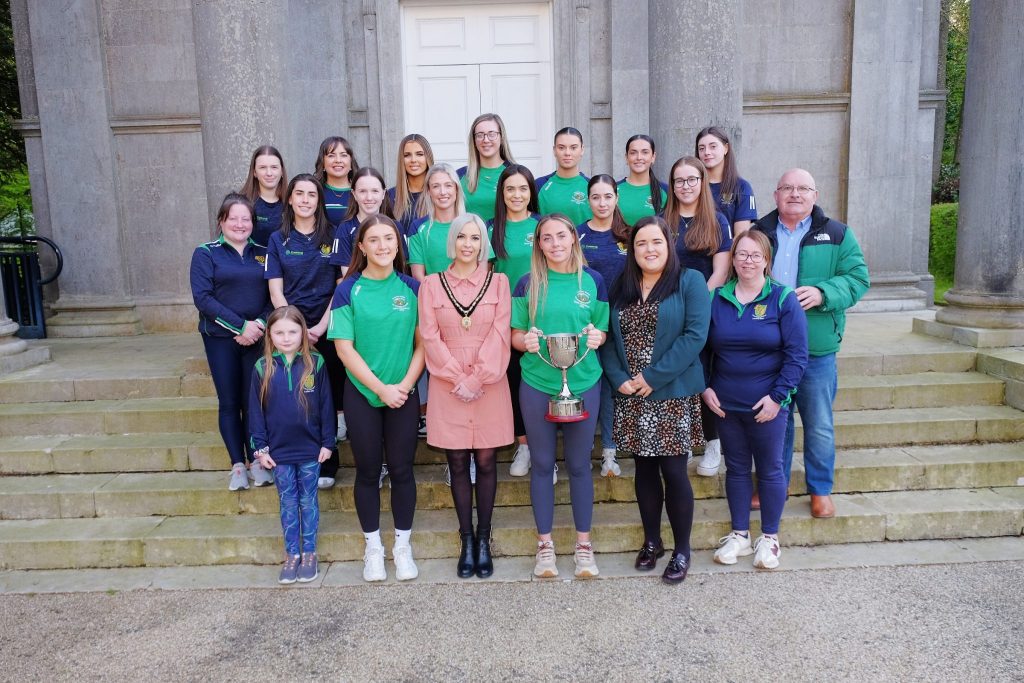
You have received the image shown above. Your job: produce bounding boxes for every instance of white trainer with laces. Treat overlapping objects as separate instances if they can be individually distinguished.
[317,477,336,490]
[393,544,419,581]
[753,534,781,570]
[378,464,389,489]
[600,448,621,477]
[713,531,753,565]
[533,541,558,578]
[228,463,249,491]
[697,438,722,477]
[509,443,531,476]
[363,545,386,582]
[250,459,274,487]
[336,413,348,442]
[573,542,599,578]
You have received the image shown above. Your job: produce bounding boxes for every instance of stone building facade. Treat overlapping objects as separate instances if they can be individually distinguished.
[10,0,944,335]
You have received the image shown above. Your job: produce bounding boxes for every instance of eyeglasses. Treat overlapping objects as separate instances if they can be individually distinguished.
[473,131,501,142]
[734,251,765,263]
[672,176,700,188]
[776,184,816,195]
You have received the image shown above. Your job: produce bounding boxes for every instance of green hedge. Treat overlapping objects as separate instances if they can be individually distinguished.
[930,203,957,303]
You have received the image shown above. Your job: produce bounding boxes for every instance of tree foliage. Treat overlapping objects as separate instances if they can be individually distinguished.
[942,0,969,166]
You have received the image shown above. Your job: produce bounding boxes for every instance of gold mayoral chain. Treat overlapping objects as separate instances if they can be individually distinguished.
[439,269,494,330]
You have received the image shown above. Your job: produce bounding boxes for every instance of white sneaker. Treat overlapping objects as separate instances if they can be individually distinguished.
[509,443,531,476]
[363,545,386,582]
[470,456,476,485]
[573,542,599,578]
[393,544,419,581]
[417,416,427,439]
[713,531,753,565]
[228,463,249,491]
[336,413,348,442]
[753,534,781,570]
[250,459,275,487]
[317,477,336,490]
[534,541,558,578]
[444,465,452,487]
[697,439,722,477]
[379,464,389,489]
[600,448,621,477]
[553,463,558,485]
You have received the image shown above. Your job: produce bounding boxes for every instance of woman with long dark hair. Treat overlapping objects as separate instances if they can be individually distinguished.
[240,145,286,246]
[313,136,360,229]
[264,174,345,489]
[695,126,757,235]
[387,133,435,232]
[600,215,710,583]
[617,134,668,226]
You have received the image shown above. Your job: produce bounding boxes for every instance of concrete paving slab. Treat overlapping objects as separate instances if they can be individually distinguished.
[0,473,115,519]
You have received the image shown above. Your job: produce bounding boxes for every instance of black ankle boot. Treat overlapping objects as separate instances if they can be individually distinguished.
[457,532,476,578]
[475,526,493,578]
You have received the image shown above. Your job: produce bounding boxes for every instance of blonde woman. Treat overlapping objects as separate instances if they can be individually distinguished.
[458,113,515,222]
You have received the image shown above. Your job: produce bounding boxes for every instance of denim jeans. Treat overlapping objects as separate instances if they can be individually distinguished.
[783,352,837,496]
[275,460,321,555]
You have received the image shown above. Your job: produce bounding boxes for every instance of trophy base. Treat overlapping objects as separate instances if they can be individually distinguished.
[546,397,589,423]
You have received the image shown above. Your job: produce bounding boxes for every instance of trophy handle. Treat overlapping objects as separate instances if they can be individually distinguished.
[575,327,594,364]
[530,328,559,369]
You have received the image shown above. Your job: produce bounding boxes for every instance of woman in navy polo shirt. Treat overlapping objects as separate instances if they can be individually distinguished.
[265,174,345,489]
[240,145,286,247]
[695,126,758,236]
[314,136,359,229]
[189,193,272,491]
[703,230,807,570]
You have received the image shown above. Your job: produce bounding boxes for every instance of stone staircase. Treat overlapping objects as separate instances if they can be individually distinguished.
[1,319,1023,572]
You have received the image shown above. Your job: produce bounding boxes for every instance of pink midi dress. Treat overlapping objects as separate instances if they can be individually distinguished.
[418,263,514,449]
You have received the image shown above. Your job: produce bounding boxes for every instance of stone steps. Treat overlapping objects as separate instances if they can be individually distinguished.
[3,443,1022,520]
[2,487,1021,570]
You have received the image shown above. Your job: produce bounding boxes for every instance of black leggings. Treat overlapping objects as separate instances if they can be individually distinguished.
[313,335,345,478]
[700,400,719,442]
[506,349,526,438]
[634,456,695,559]
[344,381,419,533]
[202,334,260,466]
[446,448,497,534]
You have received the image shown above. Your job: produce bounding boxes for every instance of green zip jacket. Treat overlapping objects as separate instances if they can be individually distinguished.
[751,206,869,356]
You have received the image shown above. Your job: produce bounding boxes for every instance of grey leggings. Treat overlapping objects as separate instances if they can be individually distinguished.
[520,382,600,535]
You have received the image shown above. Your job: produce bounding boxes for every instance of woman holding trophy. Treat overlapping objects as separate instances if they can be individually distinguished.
[600,216,710,584]
[511,213,609,579]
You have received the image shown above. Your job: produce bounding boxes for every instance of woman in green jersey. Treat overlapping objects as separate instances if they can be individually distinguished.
[617,134,668,226]
[458,113,515,222]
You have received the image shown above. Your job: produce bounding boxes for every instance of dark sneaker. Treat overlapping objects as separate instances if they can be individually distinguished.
[278,554,300,584]
[297,552,318,582]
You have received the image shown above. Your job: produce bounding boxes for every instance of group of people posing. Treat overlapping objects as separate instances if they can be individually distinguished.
[189,113,870,586]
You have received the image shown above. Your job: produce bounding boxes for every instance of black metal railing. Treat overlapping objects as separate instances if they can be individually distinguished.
[0,235,63,338]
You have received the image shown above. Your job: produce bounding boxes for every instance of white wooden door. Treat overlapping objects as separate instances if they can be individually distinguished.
[402,3,554,174]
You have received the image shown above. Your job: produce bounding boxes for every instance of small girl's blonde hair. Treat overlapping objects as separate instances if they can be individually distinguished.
[258,305,315,414]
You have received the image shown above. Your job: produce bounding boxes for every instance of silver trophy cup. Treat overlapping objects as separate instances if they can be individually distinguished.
[533,329,592,422]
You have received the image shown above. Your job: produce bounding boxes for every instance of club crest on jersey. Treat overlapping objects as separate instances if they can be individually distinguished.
[255,255,266,265]
[392,295,410,311]
[574,290,591,308]
[524,233,535,246]
[644,196,654,209]
[303,374,316,393]
[753,304,768,320]
[572,191,586,205]
[320,244,332,256]
[617,242,627,256]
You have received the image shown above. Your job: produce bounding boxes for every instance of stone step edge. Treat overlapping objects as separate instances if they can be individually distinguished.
[1,536,1022,594]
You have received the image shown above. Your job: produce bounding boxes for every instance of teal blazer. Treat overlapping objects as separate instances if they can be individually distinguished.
[599,268,710,400]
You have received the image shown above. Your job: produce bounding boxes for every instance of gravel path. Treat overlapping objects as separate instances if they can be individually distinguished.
[2,561,1022,681]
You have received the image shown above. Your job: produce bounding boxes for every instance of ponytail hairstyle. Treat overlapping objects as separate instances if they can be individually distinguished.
[664,156,721,256]
[345,214,407,278]
[281,173,333,249]
[587,174,631,243]
[342,167,394,222]
[240,145,286,204]
[314,136,360,187]
[624,134,664,215]
[695,126,740,203]
[527,213,586,325]
[259,305,315,414]
[491,164,539,260]
[610,216,681,309]
[216,193,255,233]
[465,113,516,193]
[392,133,435,221]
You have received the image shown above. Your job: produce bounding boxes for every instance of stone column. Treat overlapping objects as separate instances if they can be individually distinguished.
[845,0,929,311]
[610,0,649,179]
[191,1,288,227]
[0,271,50,374]
[931,1,1024,343]
[24,1,142,336]
[648,0,743,178]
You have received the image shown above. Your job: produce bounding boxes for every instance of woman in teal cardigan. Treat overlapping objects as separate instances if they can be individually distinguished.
[600,215,710,584]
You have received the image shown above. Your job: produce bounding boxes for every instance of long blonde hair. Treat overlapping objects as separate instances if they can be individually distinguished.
[419,163,467,248]
[527,214,587,325]
[258,306,316,414]
[465,113,515,193]
[392,134,435,221]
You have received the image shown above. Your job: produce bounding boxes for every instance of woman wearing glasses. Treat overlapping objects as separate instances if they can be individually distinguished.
[702,230,807,570]
[458,114,515,222]
[665,156,733,478]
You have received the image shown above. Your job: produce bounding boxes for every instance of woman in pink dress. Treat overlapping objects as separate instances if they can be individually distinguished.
[418,213,513,579]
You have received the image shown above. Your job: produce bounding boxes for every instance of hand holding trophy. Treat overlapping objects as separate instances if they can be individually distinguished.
[529,325,595,422]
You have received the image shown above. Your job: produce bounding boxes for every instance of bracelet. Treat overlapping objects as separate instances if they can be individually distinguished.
[254,447,269,457]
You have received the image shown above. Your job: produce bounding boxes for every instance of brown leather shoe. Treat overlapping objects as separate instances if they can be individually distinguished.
[810,494,835,518]
[750,491,761,510]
